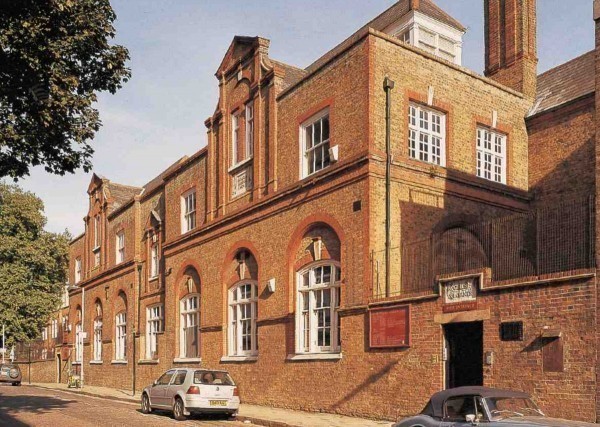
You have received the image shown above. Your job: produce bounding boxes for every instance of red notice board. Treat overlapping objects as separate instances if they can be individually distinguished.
[369,305,410,349]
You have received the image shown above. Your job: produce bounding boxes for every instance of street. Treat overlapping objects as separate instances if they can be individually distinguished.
[0,384,255,427]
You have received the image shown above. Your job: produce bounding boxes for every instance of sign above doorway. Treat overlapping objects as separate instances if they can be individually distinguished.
[442,276,479,313]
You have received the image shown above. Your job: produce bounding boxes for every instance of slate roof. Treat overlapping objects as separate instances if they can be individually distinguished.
[306,0,465,74]
[271,59,308,91]
[530,50,595,116]
[106,182,141,213]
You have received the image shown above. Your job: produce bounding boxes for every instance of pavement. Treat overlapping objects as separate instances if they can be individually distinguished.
[30,382,394,427]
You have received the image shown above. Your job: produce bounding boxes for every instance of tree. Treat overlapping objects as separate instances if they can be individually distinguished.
[0,0,130,180]
[0,183,69,346]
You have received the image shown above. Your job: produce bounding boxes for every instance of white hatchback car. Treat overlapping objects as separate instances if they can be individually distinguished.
[141,368,240,421]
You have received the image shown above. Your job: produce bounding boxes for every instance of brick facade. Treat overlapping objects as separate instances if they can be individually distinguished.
[34,0,600,422]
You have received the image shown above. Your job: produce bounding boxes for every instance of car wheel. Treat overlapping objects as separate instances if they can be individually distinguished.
[173,397,186,421]
[141,393,151,414]
[12,382,20,386]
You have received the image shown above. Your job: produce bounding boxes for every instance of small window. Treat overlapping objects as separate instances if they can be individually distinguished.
[500,321,523,341]
[75,258,82,284]
[409,103,446,167]
[228,282,258,356]
[245,103,254,158]
[94,250,101,267]
[116,231,125,264]
[181,190,197,233]
[301,110,331,178]
[150,245,159,279]
[477,127,507,184]
[94,215,101,249]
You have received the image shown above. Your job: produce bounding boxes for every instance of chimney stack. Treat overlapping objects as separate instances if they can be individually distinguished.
[484,0,538,99]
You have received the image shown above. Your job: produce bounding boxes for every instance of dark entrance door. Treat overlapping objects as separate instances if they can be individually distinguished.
[444,321,483,389]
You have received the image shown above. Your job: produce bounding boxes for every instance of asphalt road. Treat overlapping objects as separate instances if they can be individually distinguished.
[0,384,256,427]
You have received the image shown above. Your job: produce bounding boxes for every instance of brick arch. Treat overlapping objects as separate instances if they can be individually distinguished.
[432,213,480,235]
[175,260,202,300]
[285,214,345,312]
[93,298,103,319]
[114,290,128,314]
[221,240,261,289]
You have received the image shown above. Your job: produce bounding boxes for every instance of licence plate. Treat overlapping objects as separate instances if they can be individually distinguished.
[209,400,227,407]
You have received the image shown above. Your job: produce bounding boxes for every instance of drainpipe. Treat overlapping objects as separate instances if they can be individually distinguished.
[383,77,395,298]
[132,263,142,396]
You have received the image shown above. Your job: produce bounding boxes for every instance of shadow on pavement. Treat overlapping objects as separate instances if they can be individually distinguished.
[0,385,77,427]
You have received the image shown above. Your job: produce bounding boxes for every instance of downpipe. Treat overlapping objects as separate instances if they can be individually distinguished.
[383,77,395,298]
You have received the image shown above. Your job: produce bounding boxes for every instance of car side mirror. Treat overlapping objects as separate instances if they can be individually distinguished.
[153,380,158,386]
[466,414,477,424]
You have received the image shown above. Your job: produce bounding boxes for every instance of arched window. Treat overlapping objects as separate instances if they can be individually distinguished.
[75,307,82,362]
[93,301,103,361]
[296,262,341,354]
[115,312,127,361]
[180,295,199,359]
[228,282,258,356]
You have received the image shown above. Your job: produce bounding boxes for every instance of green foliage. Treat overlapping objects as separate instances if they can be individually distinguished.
[0,0,130,179]
[0,183,69,345]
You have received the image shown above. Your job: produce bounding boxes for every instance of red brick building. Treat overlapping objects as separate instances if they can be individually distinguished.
[33,0,600,422]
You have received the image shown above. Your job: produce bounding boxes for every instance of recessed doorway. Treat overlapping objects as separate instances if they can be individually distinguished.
[444,321,483,389]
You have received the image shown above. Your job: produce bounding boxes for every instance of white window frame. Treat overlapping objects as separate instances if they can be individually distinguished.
[42,327,48,341]
[228,282,258,357]
[181,190,197,234]
[75,258,81,284]
[146,304,164,359]
[408,103,446,167]
[149,244,159,279]
[245,103,254,159]
[115,312,127,361]
[231,112,241,167]
[296,261,341,355]
[300,109,331,178]
[179,294,200,359]
[94,215,100,249]
[51,319,58,339]
[93,319,102,361]
[75,322,82,362]
[477,127,507,184]
[116,231,125,264]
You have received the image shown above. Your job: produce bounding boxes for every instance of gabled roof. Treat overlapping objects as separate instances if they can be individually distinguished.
[306,0,465,74]
[530,50,595,117]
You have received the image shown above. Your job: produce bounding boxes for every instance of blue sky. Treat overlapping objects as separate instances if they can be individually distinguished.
[17,0,595,236]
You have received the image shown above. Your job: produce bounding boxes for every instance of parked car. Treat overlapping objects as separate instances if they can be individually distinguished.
[141,368,240,421]
[0,363,22,386]
[394,386,596,427]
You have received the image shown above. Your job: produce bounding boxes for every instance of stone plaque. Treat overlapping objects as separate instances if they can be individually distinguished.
[442,277,478,313]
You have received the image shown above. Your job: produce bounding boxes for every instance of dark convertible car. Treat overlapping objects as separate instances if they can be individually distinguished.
[394,387,596,427]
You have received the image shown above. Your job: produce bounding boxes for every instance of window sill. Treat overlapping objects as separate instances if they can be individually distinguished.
[286,353,342,361]
[173,357,201,364]
[138,359,159,365]
[92,246,101,253]
[220,355,258,363]
[149,276,159,282]
[228,156,253,174]
[72,361,82,366]
[89,360,103,365]
[111,360,128,365]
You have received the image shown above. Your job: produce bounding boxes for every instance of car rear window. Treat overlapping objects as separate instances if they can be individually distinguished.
[193,370,234,386]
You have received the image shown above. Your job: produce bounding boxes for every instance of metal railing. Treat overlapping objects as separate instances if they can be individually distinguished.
[373,196,595,299]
